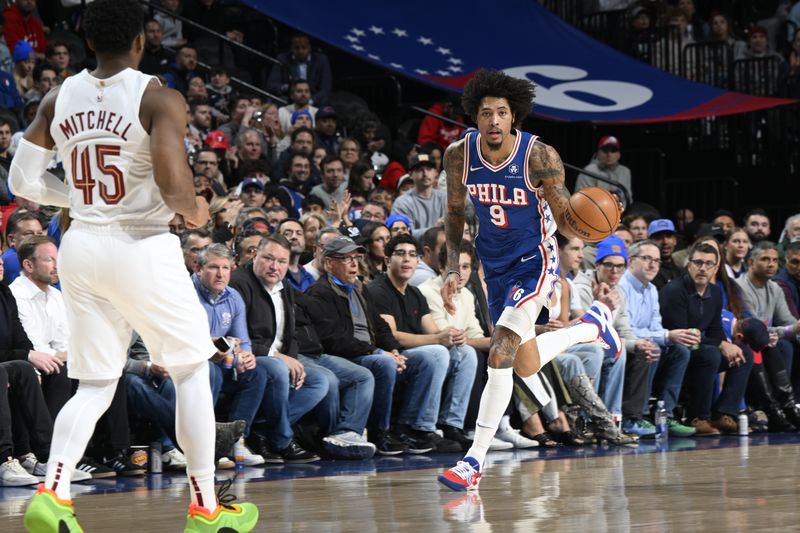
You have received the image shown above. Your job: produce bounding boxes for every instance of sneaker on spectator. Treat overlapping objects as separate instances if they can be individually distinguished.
[394,426,434,454]
[322,431,376,459]
[215,420,246,460]
[244,434,284,464]
[241,445,266,466]
[0,458,39,486]
[440,425,474,452]
[494,428,539,448]
[622,419,656,438]
[161,448,187,470]
[76,456,116,479]
[369,431,408,456]
[488,437,514,451]
[423,431,462,453]
[216,457,235,470]
[103,452,146,476]
[276,441,320,463]
[690,418,721,436]
[667,419,696,437]
[17,453,48,479]
[710,414,738,434]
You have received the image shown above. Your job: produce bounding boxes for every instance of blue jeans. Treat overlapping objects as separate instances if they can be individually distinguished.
[555,352,587,382]
[208,363,268,437]
[645,344,691,417]
[254,355,328,449]
[564,344,603,384]
[438,345,478,429]
[125,361,218,451]
[600,347,625,415]
[299,354,374,435]
[351,353,399,433]
[397,345,450,432]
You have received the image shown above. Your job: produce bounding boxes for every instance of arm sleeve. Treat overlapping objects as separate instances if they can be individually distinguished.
[9,139,70,208]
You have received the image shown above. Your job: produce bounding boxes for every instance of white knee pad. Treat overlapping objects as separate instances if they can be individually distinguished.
[496,298,543,344]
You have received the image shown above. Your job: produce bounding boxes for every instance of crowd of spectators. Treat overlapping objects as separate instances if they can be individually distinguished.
[0,0,797,488]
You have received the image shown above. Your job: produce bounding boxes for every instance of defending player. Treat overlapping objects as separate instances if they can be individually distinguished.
[10,1,258,530]
[438,69,621,491]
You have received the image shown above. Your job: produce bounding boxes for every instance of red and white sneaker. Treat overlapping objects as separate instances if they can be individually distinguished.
[438,456,481,491]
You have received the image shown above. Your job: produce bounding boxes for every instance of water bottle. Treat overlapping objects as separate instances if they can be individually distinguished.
[233,437,246,471]
[149,441,162,474]
[738,412,749,436]
[654,400,668,444]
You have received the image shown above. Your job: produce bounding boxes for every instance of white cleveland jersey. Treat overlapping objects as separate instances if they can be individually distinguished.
[50,68,173,227]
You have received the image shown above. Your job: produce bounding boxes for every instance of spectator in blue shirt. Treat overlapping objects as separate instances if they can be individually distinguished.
[277,219,315,292]
[618,240,695,437]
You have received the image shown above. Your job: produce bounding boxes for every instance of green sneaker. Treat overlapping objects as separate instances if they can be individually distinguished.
[667,418,697,437]
[24,484,84,533]
[638,419,656,430]
[183,477,259,533]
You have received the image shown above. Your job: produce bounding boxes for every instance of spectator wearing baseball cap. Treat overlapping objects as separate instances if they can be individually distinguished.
[314,106,339,154]
[239,177,266,208]
[390,153,446,238]
[385,214,412,238]
[647,219,684,290]
[739,24,783,61]
[205,130,230,150]
[575,135,632,210]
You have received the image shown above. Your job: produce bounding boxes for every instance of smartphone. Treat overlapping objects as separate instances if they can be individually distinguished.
[213,336,232,353]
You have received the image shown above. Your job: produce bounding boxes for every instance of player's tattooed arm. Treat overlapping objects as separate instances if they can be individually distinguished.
[528,140,577,238]
[443,140,467,273]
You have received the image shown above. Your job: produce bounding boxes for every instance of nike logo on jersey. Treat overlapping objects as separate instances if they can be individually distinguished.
[469,165,484,171]
[520,254,537,263]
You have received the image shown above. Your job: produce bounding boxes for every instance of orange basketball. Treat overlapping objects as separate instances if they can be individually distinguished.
[563,187,621,243]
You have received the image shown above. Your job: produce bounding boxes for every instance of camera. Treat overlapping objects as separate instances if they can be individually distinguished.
[252,111,264,124]
[213,336,232,353]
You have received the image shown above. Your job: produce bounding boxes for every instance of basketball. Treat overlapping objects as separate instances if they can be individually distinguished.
[563,187,621,243]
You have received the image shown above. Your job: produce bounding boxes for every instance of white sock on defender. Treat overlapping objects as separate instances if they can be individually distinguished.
[466,367,514,467]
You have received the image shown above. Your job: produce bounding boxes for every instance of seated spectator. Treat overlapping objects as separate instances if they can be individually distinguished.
[775,241,800,318]
[278,79,318,134]
[12,40,35,97]
[736,24,784,61]
[188,97,212,144]
[618,240,696,437]
[140,18,172,75]
[347,161,377,204]
[277,219,316,292]
[180,228,212,273]
[648,219,684,290]
[271,126,319,183]
[338,137,363,182]
[302,227,340,281]
[623,213,649,243]
[358,221,390,283]
[0,63,22,111]
[677,0,708,41]
[712,209,736,236]
[280,153,314,218]
[3,0,46,57]
[3,210,44,284]
[192,147,228,195]
[309,155,346,210]
[229,235,327,462]
[358,201,387,225]
[238,177,266,209]
[391,154,446,238]
[409,226,445,287]
[368,187,395,219]
[368,234,475,451]
[660,242,753,435]
[779,213,800,259]
[353,113,389,170]
[265,205,290,230]
[305,236,418,454]
[381,138,416,192]
[0,14,12,75]
[44,41,73,82]
[233,229,263,268]
[191,245,269,466]
[267,33,332,106]
[708,12,747,61]
[575,136,632,210]
[154,0,186,48]
[164,44,199,94]
[386,213,412,238]
[744,208,771,243]
[416,96,465,152]
[573,236,650,437]
[625,5,655,61]
[206,65,236,124]
[724,227,750,279]
[24,63,57,103]
[313,106,339,155]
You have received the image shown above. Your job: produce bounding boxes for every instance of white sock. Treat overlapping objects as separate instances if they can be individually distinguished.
[171,362,217,512]
[536,323,597,368]
[465,367,513,467]
[498,415,512,433]
[45,379,118,500]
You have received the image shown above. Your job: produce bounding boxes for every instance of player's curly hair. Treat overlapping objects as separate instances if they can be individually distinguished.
[461,69,535,129]
[84,0,145,55]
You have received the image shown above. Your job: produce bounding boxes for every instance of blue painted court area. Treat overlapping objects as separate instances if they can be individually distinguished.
[2,432,797,503]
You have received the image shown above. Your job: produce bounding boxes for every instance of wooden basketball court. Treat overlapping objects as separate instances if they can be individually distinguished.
[3,434,800,532]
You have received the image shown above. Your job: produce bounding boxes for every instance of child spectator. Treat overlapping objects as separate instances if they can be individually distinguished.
[206,65,236,122]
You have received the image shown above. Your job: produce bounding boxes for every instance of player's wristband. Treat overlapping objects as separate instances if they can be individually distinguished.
[446,270,462,280]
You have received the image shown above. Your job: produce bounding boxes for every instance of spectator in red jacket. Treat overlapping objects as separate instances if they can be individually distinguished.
[3,0,46,58]
[416,96,465,151]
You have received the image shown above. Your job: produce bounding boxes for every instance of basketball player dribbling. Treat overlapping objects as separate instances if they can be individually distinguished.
[10,1,258,531]
[438,69,622,491]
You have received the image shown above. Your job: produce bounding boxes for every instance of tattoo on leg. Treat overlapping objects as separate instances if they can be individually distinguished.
[490,328,521,368]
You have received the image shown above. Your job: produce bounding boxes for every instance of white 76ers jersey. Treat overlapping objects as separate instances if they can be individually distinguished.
[50,68,174,226]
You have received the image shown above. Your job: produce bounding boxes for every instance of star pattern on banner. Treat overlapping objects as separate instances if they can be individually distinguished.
[341,25,464,78]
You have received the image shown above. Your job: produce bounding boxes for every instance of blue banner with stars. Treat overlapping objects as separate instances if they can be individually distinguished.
[243,0,796,123]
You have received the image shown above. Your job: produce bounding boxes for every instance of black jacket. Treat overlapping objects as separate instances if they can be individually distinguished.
[305,274,401,359]
[659,274,725,346]
[0,282,33,362]
[229,263,298,358]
